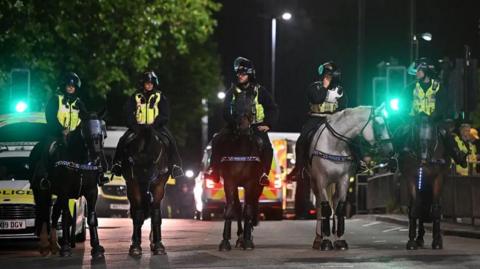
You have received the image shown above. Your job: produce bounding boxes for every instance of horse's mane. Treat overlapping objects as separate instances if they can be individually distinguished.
[328,106,372,126]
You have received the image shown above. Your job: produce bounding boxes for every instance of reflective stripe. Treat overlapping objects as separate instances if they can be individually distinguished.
[412,79,440,116]
[310,102,338,113]
[135,92,161,125]
[57,95,81,131]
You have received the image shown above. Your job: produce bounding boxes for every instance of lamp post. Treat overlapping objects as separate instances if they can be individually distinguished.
[271,12,292,100]
[201,92,225,150]
[412,32,432,60]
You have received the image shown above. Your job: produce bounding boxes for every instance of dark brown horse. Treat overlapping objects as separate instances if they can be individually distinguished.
[216,91,264,251]
[398,115,451,250]
[119,126,170,257]
[30,112,108,258]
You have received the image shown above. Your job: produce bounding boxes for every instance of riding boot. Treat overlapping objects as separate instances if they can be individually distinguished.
[205,139,222,183]
[111,139,125,177]
[287,131,308,182]
[162,128,184,179]
[259,145,273,186]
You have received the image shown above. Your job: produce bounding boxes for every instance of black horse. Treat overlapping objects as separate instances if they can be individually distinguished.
[118,126,170,257]
[398,115,451,250]
[29,112,108,258]
[216,91,264,251]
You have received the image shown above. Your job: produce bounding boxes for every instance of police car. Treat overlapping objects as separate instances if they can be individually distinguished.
[0,113,87,241]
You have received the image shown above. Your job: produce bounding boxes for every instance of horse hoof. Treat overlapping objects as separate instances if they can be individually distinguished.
[129,245,142,258]
[235,237,245,249]
[50,241,60,255]
[59,245,72,257]
[312,239,322,250]
[432,238,443,250]
[218,240,232,251]
[334,240,349,250]
[150,242,166,255]
[243,239,255,250]
[415,237,424,248]
[406,240,418,250]
[91,245,105,259]
[320,239,333,251]
[39,245,50,257]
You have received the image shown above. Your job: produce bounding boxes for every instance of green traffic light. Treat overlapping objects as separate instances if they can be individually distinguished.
[389,98,400,111]
[15,101,28,113]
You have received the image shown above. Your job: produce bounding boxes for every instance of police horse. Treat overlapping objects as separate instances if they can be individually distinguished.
[216,91,265,251]
[30,112,108,258]
[118,125,171,257]
[307,106,393,250]
[398,115,452,250]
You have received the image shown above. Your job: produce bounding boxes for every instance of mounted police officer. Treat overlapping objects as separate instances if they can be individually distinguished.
[111,71,184,179]
[287,62,344,182]
[206,57,278,186]
[407,57,467,166]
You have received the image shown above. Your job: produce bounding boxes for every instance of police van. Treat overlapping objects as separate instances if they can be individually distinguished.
[0,113,86,240]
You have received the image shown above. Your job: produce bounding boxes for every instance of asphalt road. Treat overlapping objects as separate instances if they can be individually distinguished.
[1,216,479,269]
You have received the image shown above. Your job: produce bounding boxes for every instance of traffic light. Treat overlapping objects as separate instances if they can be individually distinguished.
[389,97,400,111]
[10,69,30,113]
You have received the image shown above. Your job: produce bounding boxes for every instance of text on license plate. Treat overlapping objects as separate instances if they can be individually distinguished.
[0,220,26,230]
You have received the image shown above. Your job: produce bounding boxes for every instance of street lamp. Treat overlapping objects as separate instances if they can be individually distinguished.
[412,32,432,60]
[201,91,226,150]
[271,11,293,100]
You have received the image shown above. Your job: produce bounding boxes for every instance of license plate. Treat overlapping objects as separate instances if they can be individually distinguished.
[110,204,129,210]
[0,220,26,230]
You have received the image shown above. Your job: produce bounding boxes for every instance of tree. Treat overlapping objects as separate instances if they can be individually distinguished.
[0,0,222,142]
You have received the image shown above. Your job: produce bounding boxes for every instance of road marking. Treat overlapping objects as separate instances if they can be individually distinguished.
[382,227,402,233]
[399,228,409,232]
[362,221,381,227]
[373,240,387,243]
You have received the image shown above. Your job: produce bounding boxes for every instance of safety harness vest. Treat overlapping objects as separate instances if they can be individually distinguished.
[310,102,338,114]
[232,86,265,124]
[412,79,440,116]
[454,135,477,176]
[135,92,161,125]
[57,95,81,131]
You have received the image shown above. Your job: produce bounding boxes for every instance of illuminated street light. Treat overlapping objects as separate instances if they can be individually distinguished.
[217,91,226,100]
[272,11,293,100]
[281,12,292,21]
[185,169,195,178]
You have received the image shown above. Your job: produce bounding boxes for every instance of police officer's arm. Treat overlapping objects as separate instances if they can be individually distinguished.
[76,99,89,120]
[45,96,64,133]
[153,94,169,128]
[222,89,235,125]
[125,94,138,129]
[258,86,279,128]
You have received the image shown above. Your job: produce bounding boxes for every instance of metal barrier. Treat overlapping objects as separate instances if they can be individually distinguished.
[366,172,480,222]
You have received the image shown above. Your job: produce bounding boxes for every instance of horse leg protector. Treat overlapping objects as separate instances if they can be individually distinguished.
[335,202,346,238]
[151,208,162,243]
[243,205,255,241]
[408,207,417,241]
[431,204,442,238]
[131,210,144,246]
[87,211,100,247]
[320,201,332,237]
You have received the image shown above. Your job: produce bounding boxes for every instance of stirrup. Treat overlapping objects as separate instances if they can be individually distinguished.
[259,173,270,186]
[111,163,122,177]
[171,165,184,179]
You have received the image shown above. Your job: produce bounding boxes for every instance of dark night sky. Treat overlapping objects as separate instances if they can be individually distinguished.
[211,0,480,133]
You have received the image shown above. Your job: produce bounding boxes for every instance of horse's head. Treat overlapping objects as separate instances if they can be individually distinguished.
[79,110,107,161]
[361,105,394,157]
[233,92,255,132]
[127,126,165,167]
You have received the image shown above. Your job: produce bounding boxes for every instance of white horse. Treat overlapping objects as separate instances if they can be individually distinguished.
[307,106,393,250]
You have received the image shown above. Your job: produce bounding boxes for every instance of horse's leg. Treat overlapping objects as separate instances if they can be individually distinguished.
[332,177,349,250]
[127,180,145,257]
[242,178,263,250]
[219,179,235,251]
[431,172,443,249]
[416,219,425,248]
[59,198,72,257]
[85,186,105,258]
[32,183,52,256]
[150,178,167,255]
[312,179,333,251]
[234,189,244,248]
[407,175,419,250]
[49,198,61,254]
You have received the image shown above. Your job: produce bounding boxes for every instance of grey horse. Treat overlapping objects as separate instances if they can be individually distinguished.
[307,106,393,251]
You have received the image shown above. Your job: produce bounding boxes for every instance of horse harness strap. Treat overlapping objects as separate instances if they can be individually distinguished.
[311,150,354,162]
[55,160,101,172]
[221,156,261,162]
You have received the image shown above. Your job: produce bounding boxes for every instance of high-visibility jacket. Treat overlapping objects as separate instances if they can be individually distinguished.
[412,79,440,116]
[135,92,161,125]
[454,135,477,176]
[56,95,81,131]
[232,86,265,124]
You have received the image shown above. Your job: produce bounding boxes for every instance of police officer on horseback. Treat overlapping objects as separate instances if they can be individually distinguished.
[111,71,184,179]
[287,61,344,182]
[407,57,467,166]
[206,57,278,186]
